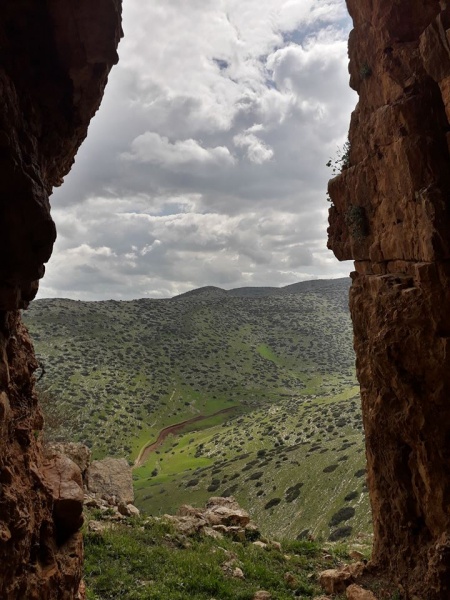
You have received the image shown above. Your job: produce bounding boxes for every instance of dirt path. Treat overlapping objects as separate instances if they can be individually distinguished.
[133,407,235,468]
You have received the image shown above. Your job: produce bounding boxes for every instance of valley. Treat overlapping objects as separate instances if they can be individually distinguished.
[24,278,370,542]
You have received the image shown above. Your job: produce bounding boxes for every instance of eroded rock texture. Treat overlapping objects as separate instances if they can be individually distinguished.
[328,1,450,597]
[0,1,122,598]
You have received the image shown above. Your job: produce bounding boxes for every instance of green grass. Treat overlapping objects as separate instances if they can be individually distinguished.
[24,279,355,460]
[83,514,350,600]
[132,389,371,541]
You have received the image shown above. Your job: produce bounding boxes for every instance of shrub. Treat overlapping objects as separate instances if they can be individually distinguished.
[360,62,372,79]
[344,491,358,502]
[323,464,339,473]
[326,140,351,176]
[285,483,304,503]
[185,479,199,487]
[345,205,368,240]
[329,526,353,541]
[329,506,355,527]
[264,498,281,510]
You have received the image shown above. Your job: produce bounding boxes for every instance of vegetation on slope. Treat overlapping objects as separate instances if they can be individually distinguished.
[24,279,355,458]
[24,278,370,540]
[84,513,353,600]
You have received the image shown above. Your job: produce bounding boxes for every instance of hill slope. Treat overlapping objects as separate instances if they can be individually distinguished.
[23,278,370,540]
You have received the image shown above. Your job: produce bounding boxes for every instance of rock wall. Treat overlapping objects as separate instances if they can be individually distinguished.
[328,1,450,597]
[0,2,122,598]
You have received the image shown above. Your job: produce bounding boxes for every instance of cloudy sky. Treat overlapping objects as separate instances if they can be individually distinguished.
[41,0,357,300]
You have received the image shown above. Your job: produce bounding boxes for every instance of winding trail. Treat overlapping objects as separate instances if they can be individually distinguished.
[133,407,235,468]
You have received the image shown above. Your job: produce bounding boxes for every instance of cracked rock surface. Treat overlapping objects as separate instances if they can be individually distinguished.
[329,1,450,597]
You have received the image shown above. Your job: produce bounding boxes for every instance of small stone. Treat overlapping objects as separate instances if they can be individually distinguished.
[319,568,352,594]
[126,504,140,517]
[346,584,378,600]
[253,592,271,600]
[204,526,223,540]
[284,572,296,588]
[232,567,245,579]
[270,541,282,551]
[253,540,268,549]
[117,502,130,516]
[349,550,365,561]
[88,520,109,533]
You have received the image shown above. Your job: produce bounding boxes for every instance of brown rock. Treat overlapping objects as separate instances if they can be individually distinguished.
[204,504,251,527]
[328,1,450,597]
[163,514,207,536]
[115,501,139,518]
[43,453,84,540]
[126,504,140,517]
[319,569,352,595]
[170,497,255,542]
[346,584,378,600]
[0,1,121,596]
[86,457,134,504]
[45,442,91,478]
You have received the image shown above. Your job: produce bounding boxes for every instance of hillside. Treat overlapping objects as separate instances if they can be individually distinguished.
[23,278,370,540]
[83,501,383,600]
[85,517,324,600]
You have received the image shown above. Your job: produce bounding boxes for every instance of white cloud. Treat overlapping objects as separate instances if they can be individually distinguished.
[44,0,356,300]
[122,132,235,168]
[233,129,274,164]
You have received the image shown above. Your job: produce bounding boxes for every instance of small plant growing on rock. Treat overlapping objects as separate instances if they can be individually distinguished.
[344,205,368,241]
[360,62,372,80]
[326,140,351,176]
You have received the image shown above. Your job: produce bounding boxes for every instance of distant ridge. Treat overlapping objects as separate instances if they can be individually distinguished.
[172,277,351,300]
[171,286,228,300]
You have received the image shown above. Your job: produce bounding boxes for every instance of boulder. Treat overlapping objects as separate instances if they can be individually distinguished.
[86,458,133,504]
[45,442,91,478]
[204,501,250,527]
[42,453,84,541]
[319,563,365,595]
[169,497,257,541]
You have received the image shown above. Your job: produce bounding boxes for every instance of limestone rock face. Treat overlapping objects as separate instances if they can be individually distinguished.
[45,442,92,479]
[42,453,85,540]
[86,458,134,504]
[328,1,450,597]
[0,1,122,598]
